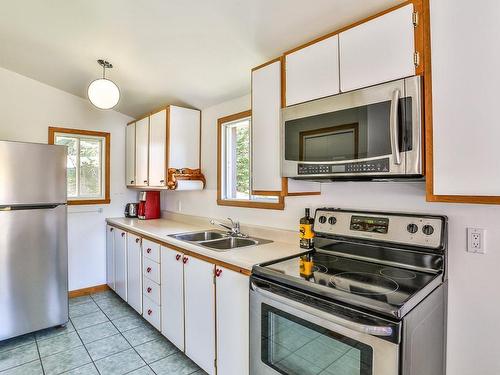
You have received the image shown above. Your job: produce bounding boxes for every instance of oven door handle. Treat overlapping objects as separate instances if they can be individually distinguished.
[390,89,401,165]
[252,282,395,337]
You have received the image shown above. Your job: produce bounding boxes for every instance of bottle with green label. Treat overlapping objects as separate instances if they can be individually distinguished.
[299,208,315,249]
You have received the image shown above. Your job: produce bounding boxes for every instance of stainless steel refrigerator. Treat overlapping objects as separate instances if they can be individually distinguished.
[0,140,68,341]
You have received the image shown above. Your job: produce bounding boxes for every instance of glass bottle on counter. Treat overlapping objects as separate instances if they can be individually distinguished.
[299,208,315,249]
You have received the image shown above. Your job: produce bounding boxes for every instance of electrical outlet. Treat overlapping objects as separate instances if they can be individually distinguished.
[467,228,485,253]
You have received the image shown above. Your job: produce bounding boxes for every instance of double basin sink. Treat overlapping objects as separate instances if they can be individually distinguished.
[169,230,272,252]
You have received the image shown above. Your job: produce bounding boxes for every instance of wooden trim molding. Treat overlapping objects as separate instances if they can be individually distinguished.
[167,168,206,190]
[217,110,285,210]
[69,284,109,298]
[48,126,111,205]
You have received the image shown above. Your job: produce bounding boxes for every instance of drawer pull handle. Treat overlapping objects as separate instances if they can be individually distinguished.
[183,256,188,264]
[121,232,125,237]
[216,269,222,277]
[147,248,151,253]
[135,238,140,243]
[130,180,134,184]
[147,309,152,316]
[110,228,114,232]
[147,267,152,273]
[147,287,152,293]
[176,254,181,261]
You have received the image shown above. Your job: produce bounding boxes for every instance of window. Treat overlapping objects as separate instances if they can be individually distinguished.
[49,127,110,205]
[217,110,284,209]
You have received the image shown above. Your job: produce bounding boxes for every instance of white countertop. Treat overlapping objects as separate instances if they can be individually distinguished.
[106,217,305,271]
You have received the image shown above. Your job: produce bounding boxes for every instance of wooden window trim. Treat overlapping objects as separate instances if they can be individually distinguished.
[48,126,111,205]
[217,110,285,210]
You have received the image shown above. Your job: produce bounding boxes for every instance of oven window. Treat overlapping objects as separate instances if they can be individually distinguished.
[261,304,373,375]
[284,98,412,162]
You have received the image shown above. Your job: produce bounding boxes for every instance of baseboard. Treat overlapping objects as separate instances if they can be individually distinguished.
[68,284,110,298]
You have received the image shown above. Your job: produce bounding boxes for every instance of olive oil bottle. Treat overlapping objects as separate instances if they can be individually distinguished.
[299,208,315,249]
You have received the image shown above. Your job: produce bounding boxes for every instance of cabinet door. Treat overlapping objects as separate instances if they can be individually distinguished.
[106,225,115,290]
[160,247,185,351]
[168,106,201,169]
[135,117,149,186]
[149,110,167,187]
[339,4,415,92]
[126,123,136,186]
[127,234,142,314]
[252,60,282,192]
[184,256,215,375]
[285,35,340,106]
[114,229,127,301]
[215,267,249,375]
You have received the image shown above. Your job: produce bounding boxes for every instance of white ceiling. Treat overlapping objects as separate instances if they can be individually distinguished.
[0,0,403,118]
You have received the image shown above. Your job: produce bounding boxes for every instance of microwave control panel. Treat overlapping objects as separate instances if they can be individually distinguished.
[297,158,390,175]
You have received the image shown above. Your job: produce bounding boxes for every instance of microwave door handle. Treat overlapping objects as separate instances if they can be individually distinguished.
[251,282,394,337]
[390,89,401,165]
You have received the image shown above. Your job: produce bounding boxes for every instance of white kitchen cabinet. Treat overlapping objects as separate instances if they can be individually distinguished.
[339,4,415,92]
[125,123,136,186]
[114,229,127,301]
[215,267,249,375]
[168,106,201,170]
[105,225,115,290]
[252,60,282,192]
[285,35,340,106]
[160,246,185,351]
[149,110,167,187]
[127,234,143,314]
[135,117,149,187]
[143,295,161,330]
[184,256,216,375]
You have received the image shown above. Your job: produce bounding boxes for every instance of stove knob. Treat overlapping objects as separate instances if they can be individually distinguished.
[407,223,418,234]
[318,216,327,224]
[422,225,434,235]
[328,216,337,225]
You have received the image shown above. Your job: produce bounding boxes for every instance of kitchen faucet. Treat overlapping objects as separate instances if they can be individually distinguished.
[210,218,248,237]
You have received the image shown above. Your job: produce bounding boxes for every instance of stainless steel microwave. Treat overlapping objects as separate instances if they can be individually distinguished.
[281,76,422,180]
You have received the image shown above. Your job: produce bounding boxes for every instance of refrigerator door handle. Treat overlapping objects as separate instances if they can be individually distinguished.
[0,204,63,211]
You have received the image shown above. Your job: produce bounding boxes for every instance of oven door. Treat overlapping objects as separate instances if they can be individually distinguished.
[250,279,400,375]
[281,76,422,179]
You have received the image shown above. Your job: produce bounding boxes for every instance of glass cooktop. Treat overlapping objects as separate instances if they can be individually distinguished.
[254,250,442,318]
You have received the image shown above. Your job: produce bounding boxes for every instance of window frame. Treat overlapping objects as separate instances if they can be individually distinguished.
[217,110,284,210]
[48,126,111,205]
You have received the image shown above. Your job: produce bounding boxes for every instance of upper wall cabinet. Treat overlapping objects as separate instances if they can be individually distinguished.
[126,105,205,190]
[285,35,340,106]
[339,4,416,92]
[252,60,282,192]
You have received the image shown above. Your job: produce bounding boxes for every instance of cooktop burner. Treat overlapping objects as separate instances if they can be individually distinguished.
[380,268,417,280]
[329,272,399,296]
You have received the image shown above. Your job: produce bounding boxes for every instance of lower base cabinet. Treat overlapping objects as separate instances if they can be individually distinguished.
[184,255,216,375]
[105,225,115,290]
[127,234,143,314]
[114,228,127,301]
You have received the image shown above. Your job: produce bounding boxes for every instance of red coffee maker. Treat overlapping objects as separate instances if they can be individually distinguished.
[137,191,160,220]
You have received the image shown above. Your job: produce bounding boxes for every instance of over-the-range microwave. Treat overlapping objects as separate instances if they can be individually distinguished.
[281,76,423,180]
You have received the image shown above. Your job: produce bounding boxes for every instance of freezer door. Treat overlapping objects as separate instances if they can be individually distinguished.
[0,141,67,205]
[0,204,68,340]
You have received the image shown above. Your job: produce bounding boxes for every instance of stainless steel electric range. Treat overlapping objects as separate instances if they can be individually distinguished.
[250,208,448,375]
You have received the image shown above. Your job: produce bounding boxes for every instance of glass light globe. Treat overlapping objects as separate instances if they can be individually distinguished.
[87,78,120,110]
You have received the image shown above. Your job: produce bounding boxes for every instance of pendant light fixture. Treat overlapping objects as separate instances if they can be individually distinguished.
[87,59,120,110]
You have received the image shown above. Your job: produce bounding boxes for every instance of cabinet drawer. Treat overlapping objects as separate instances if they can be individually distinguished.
[143,277,161,305]
[143,257,160,284]
[143,295,161,331]
[142,239,160,263]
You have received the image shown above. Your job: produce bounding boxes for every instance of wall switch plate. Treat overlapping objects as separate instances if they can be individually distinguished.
[467,228,485,253]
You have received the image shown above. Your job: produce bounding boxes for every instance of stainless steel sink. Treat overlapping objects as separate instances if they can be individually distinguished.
[170,230,226,242]
[168,230,272,251]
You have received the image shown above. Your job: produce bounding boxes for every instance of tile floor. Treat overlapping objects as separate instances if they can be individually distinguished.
[0,290,207,375]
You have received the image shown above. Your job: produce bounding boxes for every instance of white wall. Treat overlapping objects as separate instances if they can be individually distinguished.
[0,66,135,291]
[164,94,500,375]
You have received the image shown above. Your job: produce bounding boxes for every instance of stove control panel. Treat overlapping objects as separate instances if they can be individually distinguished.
[313,209,445,250]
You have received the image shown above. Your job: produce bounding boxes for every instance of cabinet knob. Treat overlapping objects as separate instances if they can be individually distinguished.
[183,256,188,264]
[147,287,152,293]
[144,180,148,184]
[160,179,165,184]
[147,309,152,316]
[121,232,125,237]
[135,238,140,243]
[176,254,181,261]
[216,269,222,277]
[110,228,114,232]
[130,180,134,184]
[147,248,151,254]
[147,267,151,273]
